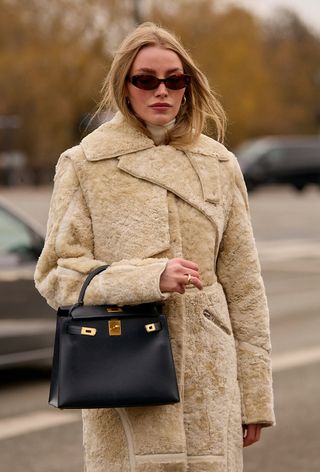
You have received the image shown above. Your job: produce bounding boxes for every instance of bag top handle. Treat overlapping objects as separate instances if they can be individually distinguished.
[78,265,109,305]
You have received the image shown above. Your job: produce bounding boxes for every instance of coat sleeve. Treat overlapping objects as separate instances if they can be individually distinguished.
[34,153,169,310]
[216,155,275,427]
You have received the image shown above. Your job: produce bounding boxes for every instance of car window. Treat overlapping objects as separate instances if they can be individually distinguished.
[263,149,287,168]
[236,141,271,165]
[283,146,320,168]
[0,207,34,258]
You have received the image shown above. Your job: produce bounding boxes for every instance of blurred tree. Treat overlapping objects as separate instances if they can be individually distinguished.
[263,8,320,136]
[0,0,319,178]
[0,0,111,176]
[149,0,319,146]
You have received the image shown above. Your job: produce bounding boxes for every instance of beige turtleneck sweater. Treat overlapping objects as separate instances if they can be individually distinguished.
[145,119,175,145]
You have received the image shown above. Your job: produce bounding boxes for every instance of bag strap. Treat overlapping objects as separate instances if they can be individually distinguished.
[78,264,109,305]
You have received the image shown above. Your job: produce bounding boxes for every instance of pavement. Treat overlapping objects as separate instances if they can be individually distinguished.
[0,184,319,472]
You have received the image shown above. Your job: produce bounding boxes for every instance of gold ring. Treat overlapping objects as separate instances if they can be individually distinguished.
[186,274,192,284]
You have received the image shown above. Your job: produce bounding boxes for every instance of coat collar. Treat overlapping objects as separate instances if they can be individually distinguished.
[80,112,154,161]
[80,112,231,216]
[80,112,231,162]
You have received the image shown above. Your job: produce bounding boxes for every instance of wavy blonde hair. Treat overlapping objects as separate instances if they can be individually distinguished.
[97,22,226,147]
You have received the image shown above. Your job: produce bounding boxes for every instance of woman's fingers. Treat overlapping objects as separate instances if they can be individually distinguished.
[243,424,262,447]
[159,258,203,293]
[181,268,203,290]
[175,259,202,288]
[179,258,199,271]
[168,258,199,273]
[189,276,203,290]
[180,268,200,282]
[180,273,203,290]
[176,260,203,290]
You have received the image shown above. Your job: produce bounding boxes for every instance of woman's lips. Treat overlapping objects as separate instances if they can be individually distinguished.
[150,103,171,112]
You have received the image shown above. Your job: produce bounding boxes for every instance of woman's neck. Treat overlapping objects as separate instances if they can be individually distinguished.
[145,119,175,145]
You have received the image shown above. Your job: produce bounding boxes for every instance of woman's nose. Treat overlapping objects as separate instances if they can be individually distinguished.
[155,82,168,96]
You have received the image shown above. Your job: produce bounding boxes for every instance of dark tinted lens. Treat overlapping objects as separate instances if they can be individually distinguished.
[165,75,190,90]
[132,75,160,90]
[129,74,191,90]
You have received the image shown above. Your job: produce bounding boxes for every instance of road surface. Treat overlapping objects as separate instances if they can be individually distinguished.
[0,184,319,471]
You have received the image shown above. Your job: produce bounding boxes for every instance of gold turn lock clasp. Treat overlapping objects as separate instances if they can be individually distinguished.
[81,327,96,336]
[108,319,121,336]
[145,323,156,333]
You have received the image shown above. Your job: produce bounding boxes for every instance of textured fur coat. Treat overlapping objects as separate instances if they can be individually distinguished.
[35,112,275,471]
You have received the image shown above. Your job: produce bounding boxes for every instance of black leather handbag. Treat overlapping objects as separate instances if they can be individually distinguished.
[49,265,180,409]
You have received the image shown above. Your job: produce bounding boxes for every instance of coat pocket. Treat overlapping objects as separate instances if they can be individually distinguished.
[202,307,232,336]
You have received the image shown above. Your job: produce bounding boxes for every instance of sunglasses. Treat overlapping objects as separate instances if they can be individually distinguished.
[127,74,191,91]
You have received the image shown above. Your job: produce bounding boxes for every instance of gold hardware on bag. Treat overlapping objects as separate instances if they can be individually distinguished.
[106,307,123,313]
[108,319,121,336]
[81,327,96,336]
[145,323,156,333]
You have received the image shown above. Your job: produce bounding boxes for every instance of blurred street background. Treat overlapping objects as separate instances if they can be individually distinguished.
[1,0,319,471]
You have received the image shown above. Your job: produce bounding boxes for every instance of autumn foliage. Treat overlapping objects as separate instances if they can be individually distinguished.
[1,0,319,178]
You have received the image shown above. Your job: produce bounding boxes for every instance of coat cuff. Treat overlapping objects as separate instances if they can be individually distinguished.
[84,258,170,306]
[236,341,276,427]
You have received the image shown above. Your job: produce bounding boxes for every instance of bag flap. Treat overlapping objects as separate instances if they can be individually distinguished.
[67,302,163,320]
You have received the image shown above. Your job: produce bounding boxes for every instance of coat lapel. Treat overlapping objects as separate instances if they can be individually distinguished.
[117,147,223,226]
[80,113,231,226]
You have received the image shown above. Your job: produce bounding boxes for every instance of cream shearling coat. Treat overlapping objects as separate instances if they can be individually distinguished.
[35,112,275,472]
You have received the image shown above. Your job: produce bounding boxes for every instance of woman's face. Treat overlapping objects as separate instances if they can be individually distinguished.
[126,46,186,126]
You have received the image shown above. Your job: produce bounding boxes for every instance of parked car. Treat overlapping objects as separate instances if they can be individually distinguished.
[235,136,320,192]
[0,197,55,368]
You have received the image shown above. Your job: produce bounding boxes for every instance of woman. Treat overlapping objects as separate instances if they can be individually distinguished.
[35,22,275,472]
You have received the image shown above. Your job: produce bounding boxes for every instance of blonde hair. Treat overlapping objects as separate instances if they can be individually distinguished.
[96,22,226,147]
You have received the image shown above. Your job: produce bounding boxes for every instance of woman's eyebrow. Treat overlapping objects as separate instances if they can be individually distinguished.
[134,67,183,74]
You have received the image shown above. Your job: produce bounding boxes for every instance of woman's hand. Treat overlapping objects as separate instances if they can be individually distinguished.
[242,424,262,447]
[160,258,203,294]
